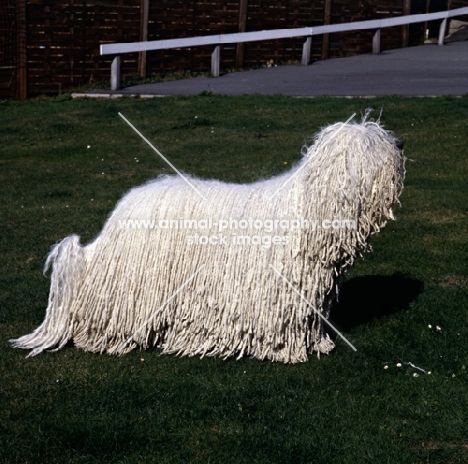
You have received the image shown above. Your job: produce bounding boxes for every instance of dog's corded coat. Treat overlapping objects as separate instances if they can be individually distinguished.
[11,119,405,363]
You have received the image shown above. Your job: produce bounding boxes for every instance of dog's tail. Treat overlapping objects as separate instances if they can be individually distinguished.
[10,235,85,357]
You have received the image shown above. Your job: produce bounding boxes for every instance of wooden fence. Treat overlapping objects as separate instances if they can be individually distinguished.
[1,0,466,98]
[101,6,468,90]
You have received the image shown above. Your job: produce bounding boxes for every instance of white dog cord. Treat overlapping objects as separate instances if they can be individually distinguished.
[269,264,357,352]
[119,264,206,351]
[268,112,356,201]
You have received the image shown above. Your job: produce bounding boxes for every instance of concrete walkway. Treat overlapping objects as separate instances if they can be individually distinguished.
[82,39,468,98]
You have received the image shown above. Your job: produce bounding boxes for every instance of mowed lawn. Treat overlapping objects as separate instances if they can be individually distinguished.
[1,95,467,463]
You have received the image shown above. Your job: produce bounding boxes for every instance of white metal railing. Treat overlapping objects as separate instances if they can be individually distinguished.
[100,7,468,91]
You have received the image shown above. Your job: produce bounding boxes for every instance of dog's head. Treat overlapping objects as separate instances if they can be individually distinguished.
[302,118,406,233]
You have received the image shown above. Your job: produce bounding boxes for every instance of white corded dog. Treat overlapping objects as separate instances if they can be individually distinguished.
[11,115,405,363]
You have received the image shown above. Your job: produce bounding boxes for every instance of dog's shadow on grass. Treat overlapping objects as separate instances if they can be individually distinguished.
[328,274,424,334]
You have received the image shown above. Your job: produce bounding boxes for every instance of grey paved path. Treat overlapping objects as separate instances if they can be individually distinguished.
[87,40,468,98]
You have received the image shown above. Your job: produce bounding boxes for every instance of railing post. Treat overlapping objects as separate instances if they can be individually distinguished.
[301,36,312,65]
[211,45,220,77]
[111,55,121,91]
[438,18,447,45]
[372,29,381,54]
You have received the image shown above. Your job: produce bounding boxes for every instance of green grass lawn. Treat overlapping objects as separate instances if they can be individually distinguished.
[1,95,467,463]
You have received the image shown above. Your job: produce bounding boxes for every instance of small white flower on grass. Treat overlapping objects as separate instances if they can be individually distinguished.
[428,324,432,329]
[384,365,389,370]
[436,325,442,331]
[427,371,432,375]
[452,374,456,378]
[413,373,419,377]
[396,363,402,367]
[140,358,144,362]
[87,145,91,149]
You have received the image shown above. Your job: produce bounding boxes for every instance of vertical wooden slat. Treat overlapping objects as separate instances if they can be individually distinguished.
[424,0,431,39]
[446,0,453,36]
[322,0,332,60]
[236,0,248,68]
[139,0,149,78]
[16,0,27,99]
[402,0,411,47]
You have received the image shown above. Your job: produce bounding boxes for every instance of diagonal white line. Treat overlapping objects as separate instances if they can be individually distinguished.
[119,264,206,351]
[118,112,208,201]
[269,264,357,352]
[268,112,356,201]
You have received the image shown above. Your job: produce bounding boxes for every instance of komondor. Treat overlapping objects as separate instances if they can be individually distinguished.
[11,116,405,363]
